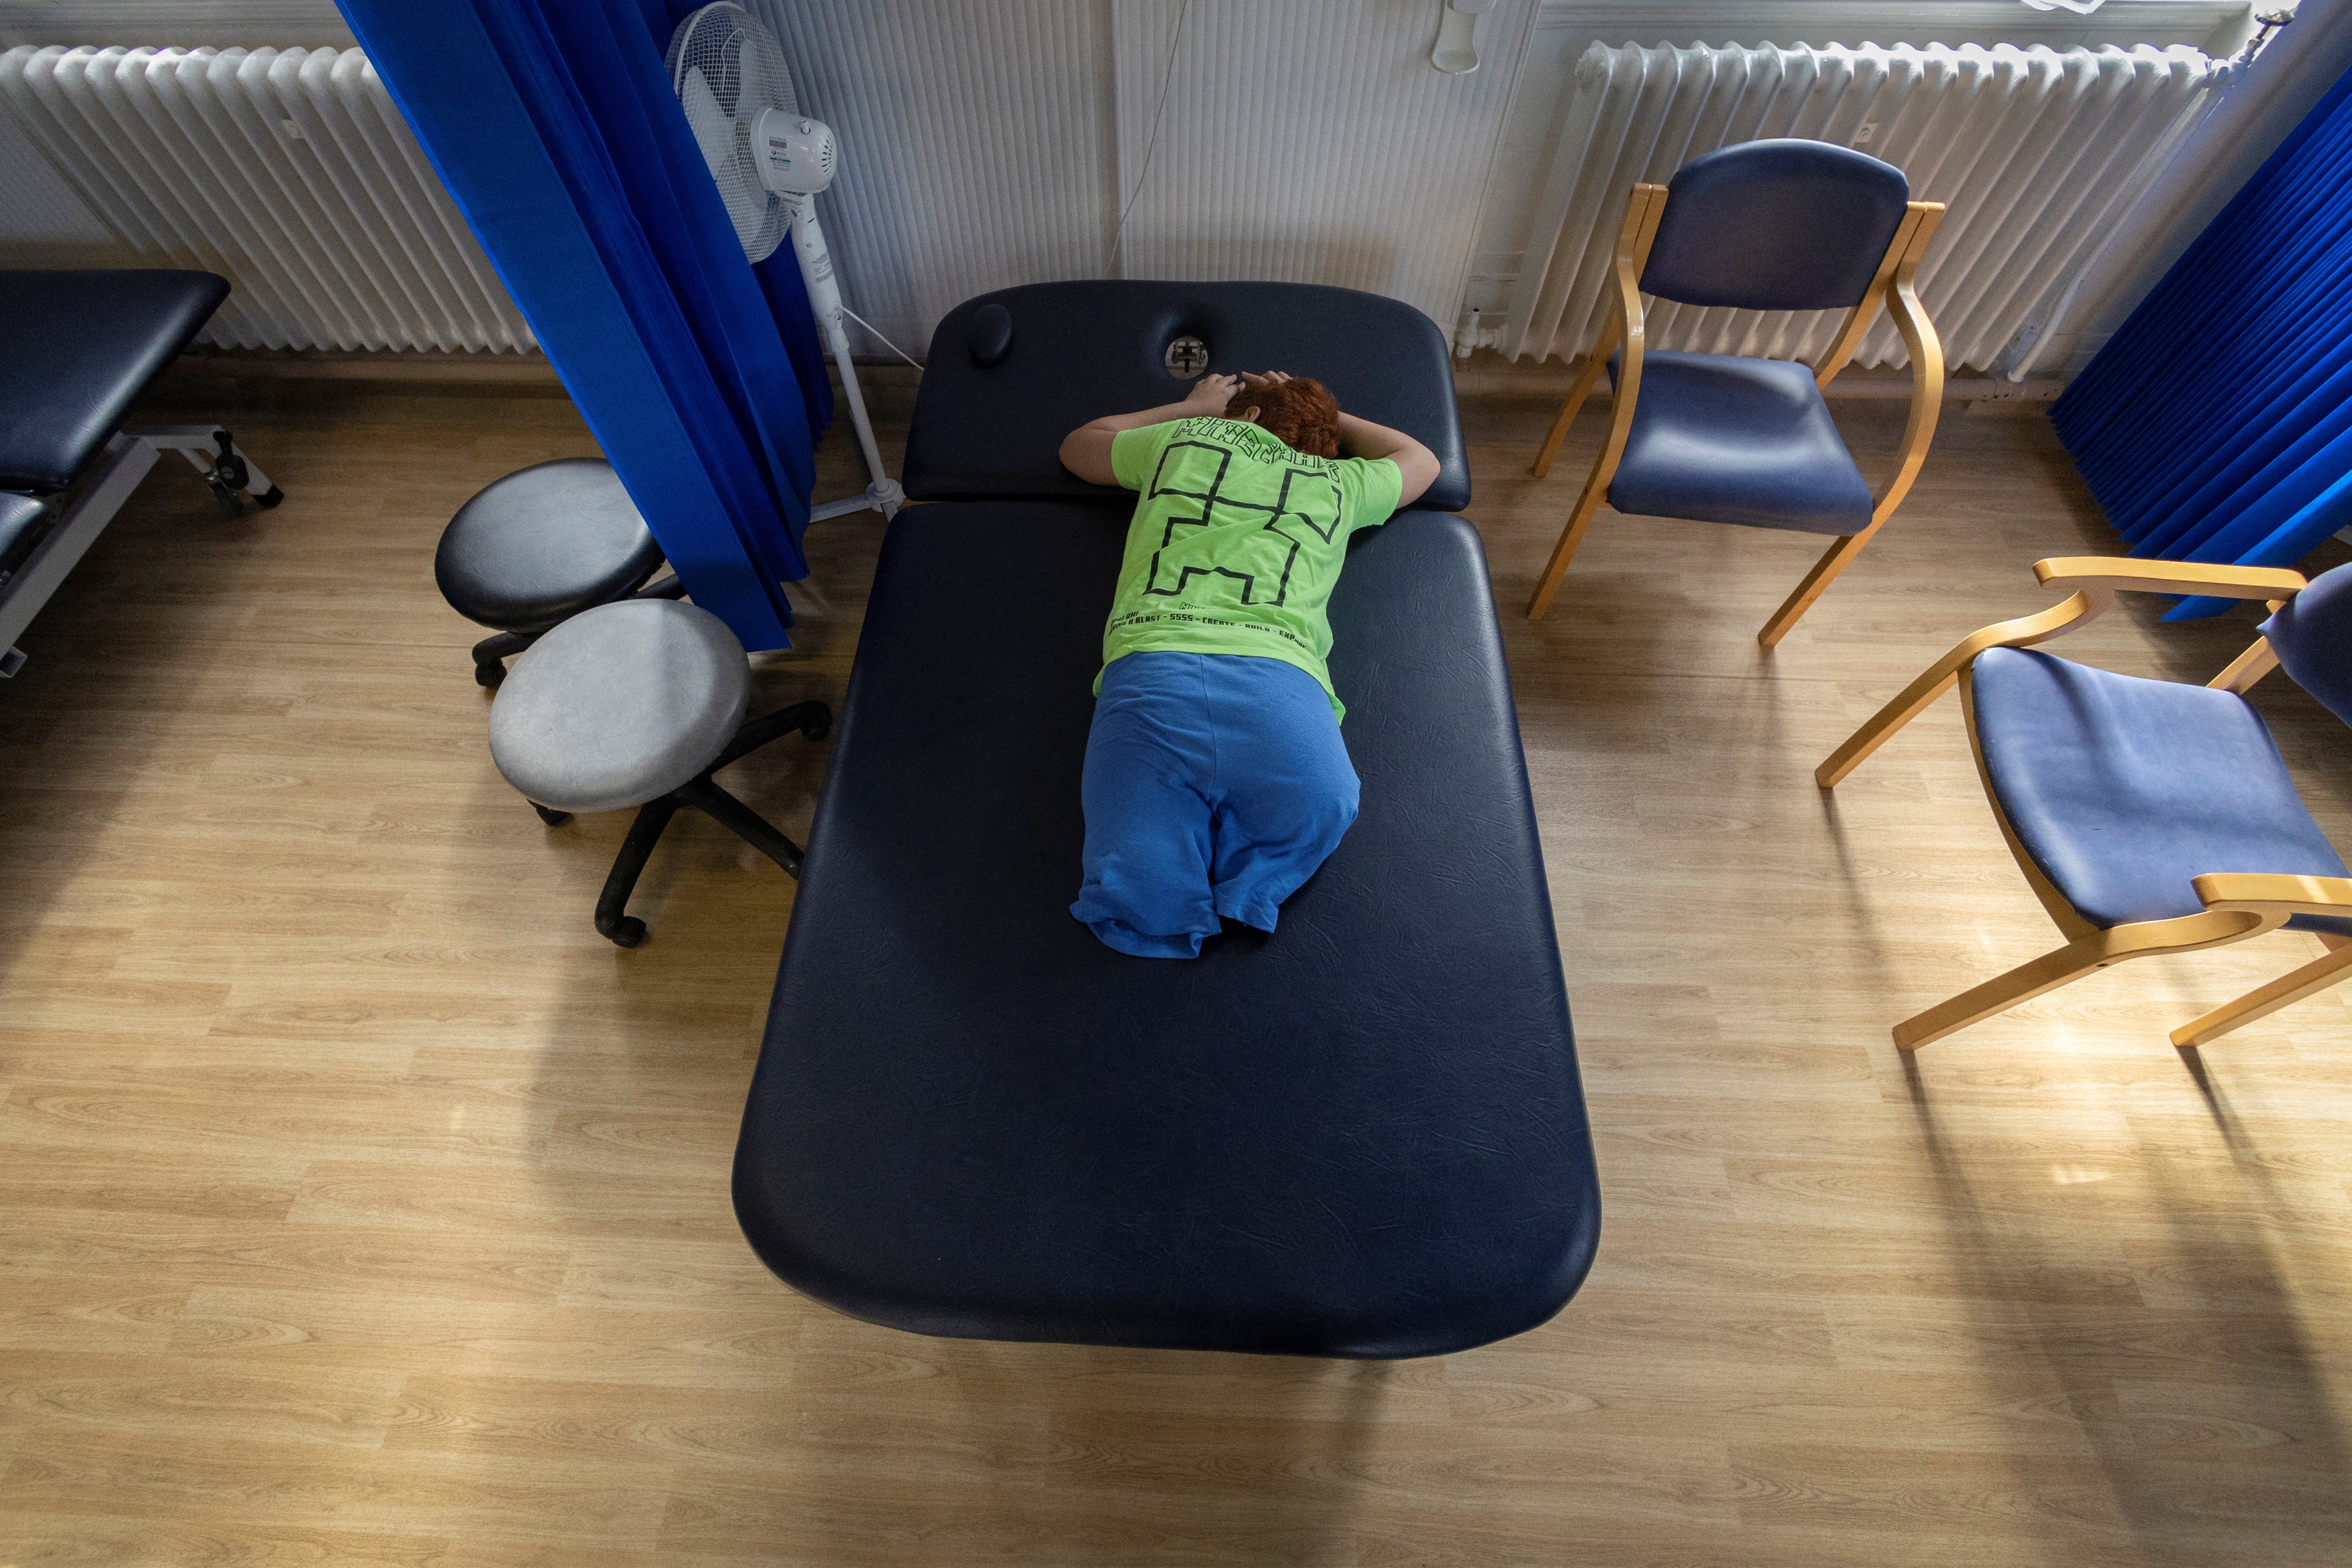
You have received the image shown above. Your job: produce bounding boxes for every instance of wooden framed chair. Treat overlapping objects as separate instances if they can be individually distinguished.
[1817,556,2352,1050]
[1527,140,1945,644]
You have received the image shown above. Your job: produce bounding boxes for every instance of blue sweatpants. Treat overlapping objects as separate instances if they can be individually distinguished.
[1071,651,1360,959]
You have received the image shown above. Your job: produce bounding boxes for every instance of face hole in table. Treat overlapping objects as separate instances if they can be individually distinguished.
[1164,335,1209,379]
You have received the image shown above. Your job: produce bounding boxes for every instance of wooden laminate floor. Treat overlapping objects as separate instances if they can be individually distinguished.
[0,370,2347,1567]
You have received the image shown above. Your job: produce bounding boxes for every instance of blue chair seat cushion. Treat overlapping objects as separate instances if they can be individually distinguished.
[1971,647,2352,936]
[1607,351,1873,535]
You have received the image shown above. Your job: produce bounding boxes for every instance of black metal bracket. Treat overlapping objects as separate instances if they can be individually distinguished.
[558,698,833,947]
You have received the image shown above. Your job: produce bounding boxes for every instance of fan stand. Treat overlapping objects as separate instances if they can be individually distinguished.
[788,202,904,523]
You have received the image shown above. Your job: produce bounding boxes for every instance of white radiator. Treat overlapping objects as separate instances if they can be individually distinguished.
[1497,42,2222,374]
[0,44,532,354]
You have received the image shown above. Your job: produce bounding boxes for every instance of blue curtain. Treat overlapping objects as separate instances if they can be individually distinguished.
[2049,63,2352,620]
[338,0,834,649]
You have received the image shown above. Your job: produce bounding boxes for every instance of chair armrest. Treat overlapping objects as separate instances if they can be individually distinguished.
[1865,203,1945,528]
[2193,873,2352,919]
[2035,558,2302,695]
[1530,183,1667,485]
[1814,209,1911,388]
[1815,587,2100,786]
[1602,185,1668,429]
[2034,558,2308,600]
[1822,552,2315,786]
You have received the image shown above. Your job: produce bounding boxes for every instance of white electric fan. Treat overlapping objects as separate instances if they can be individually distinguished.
[667,2,903,521]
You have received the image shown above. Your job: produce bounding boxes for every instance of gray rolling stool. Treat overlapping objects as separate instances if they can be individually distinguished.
[488,597,831,947]
[435,457,688,689]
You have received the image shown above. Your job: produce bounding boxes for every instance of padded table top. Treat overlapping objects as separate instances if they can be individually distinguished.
[736,501,1596,1357]
[0,270,228,493]
[0,492,50,581]
[902,281,1472,513]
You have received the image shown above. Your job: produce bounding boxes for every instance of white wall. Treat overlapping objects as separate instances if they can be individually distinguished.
[748,0,1120,360]
[1107,0,1537,335]
[750,0,1543,357]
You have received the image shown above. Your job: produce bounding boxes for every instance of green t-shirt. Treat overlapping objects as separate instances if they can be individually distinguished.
[1102,416,1405,722]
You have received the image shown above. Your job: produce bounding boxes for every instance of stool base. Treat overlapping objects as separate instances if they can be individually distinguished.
[563,698,833,947]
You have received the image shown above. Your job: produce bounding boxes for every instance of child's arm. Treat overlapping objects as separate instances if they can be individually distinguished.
[1058,373,1241,486]
[1336,412,1440,509]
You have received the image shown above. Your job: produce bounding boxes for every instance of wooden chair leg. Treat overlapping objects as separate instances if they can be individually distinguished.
[1532,330,1616,479]
[1760,533,1868,647]
[1816,673,1958,789]
[1894,931,2119,1051]
[2170,939,2352,1047]
[1526,473,1611,621]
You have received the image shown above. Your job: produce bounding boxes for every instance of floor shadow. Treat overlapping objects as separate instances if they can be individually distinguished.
[1899,1051,2352,1565]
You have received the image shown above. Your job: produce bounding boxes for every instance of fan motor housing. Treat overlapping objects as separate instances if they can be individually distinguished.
[754,108,836,196]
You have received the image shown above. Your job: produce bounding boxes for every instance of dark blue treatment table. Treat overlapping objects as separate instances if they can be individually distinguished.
[732,281,1597,1357]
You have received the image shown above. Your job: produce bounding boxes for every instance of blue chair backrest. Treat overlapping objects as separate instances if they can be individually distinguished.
[2262,559,2352,726]
[1640,140,1913,312]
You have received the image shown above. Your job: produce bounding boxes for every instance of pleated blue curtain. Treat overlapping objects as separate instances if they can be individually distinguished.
[2050,64,2352,620]
[338,0,834,649]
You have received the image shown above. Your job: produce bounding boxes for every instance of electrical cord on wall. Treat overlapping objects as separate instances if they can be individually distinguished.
[1105,0,1193,278]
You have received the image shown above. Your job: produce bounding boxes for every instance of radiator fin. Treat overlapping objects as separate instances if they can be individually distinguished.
[0,44,533,353]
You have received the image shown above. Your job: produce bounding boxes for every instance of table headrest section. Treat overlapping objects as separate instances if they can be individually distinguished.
[902,281,1471,512]
[0,270,230,493]
[736,501,1592,1357]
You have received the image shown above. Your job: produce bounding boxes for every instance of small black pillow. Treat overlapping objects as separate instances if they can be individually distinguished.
[967,302,1013,366]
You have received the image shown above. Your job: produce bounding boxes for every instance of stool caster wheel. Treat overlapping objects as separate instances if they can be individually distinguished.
[531,802,572,827]
[599,915,647,948]
[802,713,831,742]
[475,659,507,690]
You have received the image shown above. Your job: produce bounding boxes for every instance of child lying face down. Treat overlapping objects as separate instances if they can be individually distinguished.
[1057,370,1441,958]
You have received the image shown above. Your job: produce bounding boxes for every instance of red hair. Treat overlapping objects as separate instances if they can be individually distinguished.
[1225,377,1341,459]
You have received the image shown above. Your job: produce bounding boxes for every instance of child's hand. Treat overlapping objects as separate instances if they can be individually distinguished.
[1183,373,1241,415]
[1240,370,1294,390]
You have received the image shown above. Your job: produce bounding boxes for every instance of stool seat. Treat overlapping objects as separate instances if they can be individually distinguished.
[436,458,665,632]
[490,599,750,815]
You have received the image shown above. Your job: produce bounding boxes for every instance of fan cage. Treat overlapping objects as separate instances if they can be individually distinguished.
[666,2,799,261]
